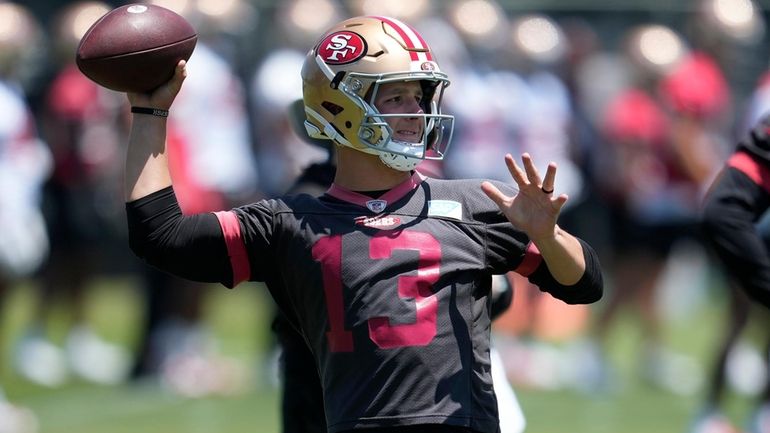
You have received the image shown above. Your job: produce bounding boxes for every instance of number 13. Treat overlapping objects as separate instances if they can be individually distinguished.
[312,231,441,352]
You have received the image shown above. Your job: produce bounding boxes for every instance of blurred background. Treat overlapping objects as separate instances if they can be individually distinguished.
[2,0,770,432]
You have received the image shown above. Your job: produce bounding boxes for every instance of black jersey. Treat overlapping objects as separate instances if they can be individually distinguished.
[702,115,770,308]
[127,172,602,433]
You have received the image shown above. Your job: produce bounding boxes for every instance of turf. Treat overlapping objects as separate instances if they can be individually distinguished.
[0,277,759,433]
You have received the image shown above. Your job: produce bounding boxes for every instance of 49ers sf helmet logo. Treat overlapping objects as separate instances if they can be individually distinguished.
[317,31,367,65]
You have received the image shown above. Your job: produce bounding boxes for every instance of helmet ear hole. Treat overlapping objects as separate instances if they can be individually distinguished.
[419,81,439,113]
[322,101,344,115]
[345,121,352,128]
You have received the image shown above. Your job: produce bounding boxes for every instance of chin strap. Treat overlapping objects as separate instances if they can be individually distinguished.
[304,106,350,146]
[379,141,423,171]
[379,153,421,171]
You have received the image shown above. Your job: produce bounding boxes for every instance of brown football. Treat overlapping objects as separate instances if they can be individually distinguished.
[76,3,197,93]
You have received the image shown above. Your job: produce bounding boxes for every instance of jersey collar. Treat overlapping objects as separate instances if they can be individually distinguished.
[326,171,426,210]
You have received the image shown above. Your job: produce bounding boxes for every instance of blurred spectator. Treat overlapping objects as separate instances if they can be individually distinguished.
[14,0,131,388]
[0,2,49,431]
[586,24,731,395]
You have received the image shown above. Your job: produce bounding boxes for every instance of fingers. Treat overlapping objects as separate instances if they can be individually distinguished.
[481,181,507,207]
[158,60,187,103]
[520,153,542,187]
[504,154,527,187]
[127,60,187,108]
[541,162,557,194]
[507,153,558,193]
[168,60,188,93]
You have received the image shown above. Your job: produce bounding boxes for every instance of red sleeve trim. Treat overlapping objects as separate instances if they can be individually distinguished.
[214,211,250,286]
[515,242,542,277]
[728,151,770,194]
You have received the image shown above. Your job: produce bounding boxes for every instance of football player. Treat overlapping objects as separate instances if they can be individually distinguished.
[273,98,525,433]
[700,115,770,433]
[702,115,770,309]
[123,15,603,433]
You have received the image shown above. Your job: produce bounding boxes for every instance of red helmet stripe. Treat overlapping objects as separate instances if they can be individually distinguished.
[371,15,433,62]
[408,23,433,60]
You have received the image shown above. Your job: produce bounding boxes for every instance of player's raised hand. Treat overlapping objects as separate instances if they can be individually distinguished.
[481,153,569,242]
[127,60,187,110]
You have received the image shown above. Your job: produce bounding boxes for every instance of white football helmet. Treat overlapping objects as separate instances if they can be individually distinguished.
[301,15,454,171]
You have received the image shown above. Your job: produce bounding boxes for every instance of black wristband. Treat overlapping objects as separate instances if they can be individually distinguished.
[131,106,169,117]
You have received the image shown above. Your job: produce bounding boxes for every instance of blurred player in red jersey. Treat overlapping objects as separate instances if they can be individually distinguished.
[682,2,769,430]
[699,80,770,433]
[587,24,729,395]
[122,16,602,433]
[14,1,131,388]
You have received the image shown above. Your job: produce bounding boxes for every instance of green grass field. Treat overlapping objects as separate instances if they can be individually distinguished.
[0,276,761,433]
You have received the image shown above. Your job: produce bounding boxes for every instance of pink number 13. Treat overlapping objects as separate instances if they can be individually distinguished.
[312,231,440,352]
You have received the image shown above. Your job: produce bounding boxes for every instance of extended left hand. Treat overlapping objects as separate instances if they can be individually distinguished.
[481,153,569,242]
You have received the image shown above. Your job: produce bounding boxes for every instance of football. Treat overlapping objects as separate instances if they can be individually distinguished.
[75,4,197,93]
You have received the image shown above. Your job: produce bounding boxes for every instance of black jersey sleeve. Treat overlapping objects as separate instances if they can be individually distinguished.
[702,161,770,308]
[527,238,604,304]
[126,186,234,286]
